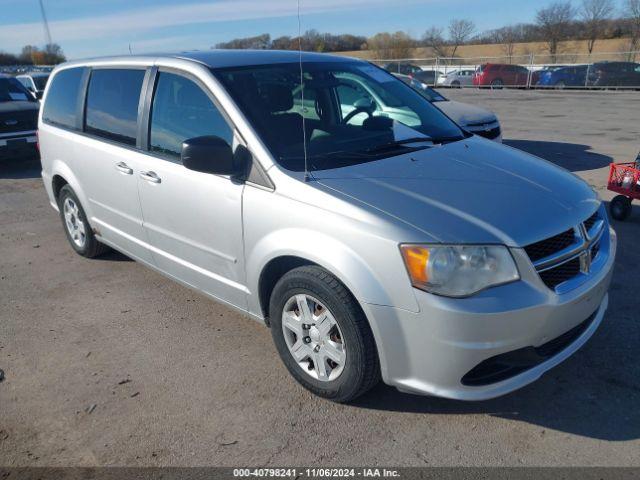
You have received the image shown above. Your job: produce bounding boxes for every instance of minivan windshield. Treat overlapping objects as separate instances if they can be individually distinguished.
[214,62,465,171]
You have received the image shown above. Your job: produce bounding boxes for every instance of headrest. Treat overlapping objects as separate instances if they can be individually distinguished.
[260,84,293,113]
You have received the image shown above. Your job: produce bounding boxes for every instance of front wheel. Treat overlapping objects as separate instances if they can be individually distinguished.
[269,266,380,402]
[490,79,504,89]
[610,195,632,221]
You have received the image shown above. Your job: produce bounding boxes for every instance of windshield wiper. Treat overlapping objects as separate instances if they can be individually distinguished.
[426,135,465,145]
[363,137,433,155]
[280,149,375,163]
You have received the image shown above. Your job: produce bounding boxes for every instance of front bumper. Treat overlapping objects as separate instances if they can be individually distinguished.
[0,130,38,160]
[365,226,616,401]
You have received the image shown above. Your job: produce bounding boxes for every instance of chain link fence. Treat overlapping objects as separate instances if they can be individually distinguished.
[371,51,640,90]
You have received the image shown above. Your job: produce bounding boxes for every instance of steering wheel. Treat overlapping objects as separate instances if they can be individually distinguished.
[343,106,374,125]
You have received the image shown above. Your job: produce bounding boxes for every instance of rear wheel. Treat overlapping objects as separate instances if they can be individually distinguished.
[555,80,566,90]
[58,185,110,258]
[451,80,461,88]
[269,266,380,402]
[490,78,504,89]
[610,195,632,221]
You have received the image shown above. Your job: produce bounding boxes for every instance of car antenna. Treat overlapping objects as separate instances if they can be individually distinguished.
[297,0,310,182]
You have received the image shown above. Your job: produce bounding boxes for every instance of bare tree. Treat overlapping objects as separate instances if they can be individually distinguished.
[536,1,575,62]
[448,19,475,58]
[493,26,518,62]
[580,0,614,53]
[626,0,640,57]
[422,26,449,57]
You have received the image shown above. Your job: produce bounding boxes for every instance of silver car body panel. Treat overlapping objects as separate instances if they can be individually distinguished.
[39,51,615,400]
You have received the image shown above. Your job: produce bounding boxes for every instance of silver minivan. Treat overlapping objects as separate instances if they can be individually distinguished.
[39,51,616,402]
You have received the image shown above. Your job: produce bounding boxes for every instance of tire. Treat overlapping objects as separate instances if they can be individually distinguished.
[57,185,110,258]
[451,80,461,88]
[490,79,504,89]
[269,266,380,402]
[555,81,566,90]
[609,195,632,221]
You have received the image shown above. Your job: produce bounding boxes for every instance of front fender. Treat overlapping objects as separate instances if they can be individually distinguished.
[246,227,419,317]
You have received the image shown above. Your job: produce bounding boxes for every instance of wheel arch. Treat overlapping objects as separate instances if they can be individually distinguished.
[248,228,408,323]
[48,161,91,215]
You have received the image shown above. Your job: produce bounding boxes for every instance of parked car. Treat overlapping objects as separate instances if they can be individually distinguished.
[383,62,443,86]
[473,63,531,88]
[16,72,50,99]
[438,69,475,87]
[408,82,502,142]
[0,74,39,161]
[39,51,615,402]
[586,61,640,88]
[536,65,588,88]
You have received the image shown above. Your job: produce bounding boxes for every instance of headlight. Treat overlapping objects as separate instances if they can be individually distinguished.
[400,244,519,297]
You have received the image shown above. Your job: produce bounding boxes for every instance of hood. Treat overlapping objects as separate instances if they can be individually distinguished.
[314,137,598,246]
[0,101,39,114]
[434,100,496,127]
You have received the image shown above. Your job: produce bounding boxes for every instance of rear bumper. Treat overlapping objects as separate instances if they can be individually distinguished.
[0,130,38,160]
[365,227,616,401]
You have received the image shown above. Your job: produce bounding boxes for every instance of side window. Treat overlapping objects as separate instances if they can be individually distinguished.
[85,68,145,146]
[42,67,85,129]
[149,72,233,161]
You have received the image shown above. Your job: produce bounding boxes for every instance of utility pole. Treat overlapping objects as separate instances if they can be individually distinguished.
[38,0,53,45]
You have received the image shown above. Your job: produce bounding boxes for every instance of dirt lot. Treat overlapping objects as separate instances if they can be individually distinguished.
[1,90,639,467]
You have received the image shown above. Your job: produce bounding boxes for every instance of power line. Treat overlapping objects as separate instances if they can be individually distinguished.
[38,0,53,45]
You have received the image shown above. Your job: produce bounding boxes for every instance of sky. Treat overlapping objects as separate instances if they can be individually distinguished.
[0,0,625,59]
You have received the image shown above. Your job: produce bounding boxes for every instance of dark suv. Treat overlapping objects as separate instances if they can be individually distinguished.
[587,62,640,88]
[0,74,39,161]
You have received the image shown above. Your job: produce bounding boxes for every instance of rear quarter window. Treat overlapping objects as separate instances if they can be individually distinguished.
[42,67,85,130]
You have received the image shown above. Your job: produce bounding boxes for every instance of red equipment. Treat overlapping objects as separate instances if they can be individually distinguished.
[607,161,640,221]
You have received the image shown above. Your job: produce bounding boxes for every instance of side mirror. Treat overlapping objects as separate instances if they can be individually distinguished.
[181,135,243,176]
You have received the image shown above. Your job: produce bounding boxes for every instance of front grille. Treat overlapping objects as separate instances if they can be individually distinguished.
[474,126,501,140]
[523,209,604,292]
[538,257,581,289]
[524,228,576,262]
[583,211,599,231]
[461,310,597,386]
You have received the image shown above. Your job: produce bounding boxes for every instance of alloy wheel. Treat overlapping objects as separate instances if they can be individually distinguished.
[63,197,87,248]
[281,294,346,382]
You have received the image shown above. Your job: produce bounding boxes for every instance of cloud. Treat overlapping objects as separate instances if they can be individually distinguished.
[0,0,425,51]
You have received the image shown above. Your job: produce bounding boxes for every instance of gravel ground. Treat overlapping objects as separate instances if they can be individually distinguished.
[1,89,639,467]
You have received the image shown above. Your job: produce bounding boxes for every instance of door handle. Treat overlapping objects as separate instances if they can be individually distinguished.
[140,170,161,184]
[115,162,133,175]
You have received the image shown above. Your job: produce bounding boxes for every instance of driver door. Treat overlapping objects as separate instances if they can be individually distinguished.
[136,69,247,310]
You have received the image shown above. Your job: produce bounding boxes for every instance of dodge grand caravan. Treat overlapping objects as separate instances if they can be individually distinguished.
[39,51,616,402]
